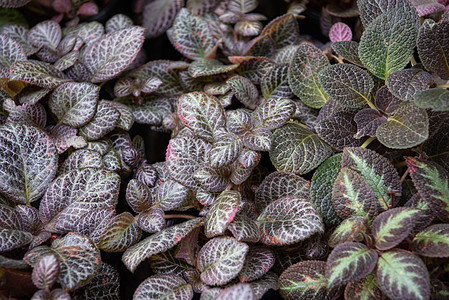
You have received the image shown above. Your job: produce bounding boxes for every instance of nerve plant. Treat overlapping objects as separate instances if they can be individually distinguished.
[0,0,449,299]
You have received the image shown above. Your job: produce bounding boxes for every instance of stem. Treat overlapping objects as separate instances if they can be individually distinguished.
[400,167,410,183]
[361,136,376,148]
[364,98,377,110]
[436,83,449,89]
[165,214,196,220]
[410,56,417,66]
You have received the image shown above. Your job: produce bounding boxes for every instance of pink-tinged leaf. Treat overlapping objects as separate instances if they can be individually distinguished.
[134,274,193,300]
[217,283,255,299]
[4,99,47,128]
[239,247,275,282]
[126,179,154,213]
[98,212,142,252]
[31,254,59,290]
[27,20,61,50]
[1,24,38,56]
[156,179,190,210]
[205,190,242,238]
[0,33,26,70]
[122,218,204,272]
[77,2,98,16]
[137,207,165,233]
[52,0,71,13]
[46,124,87,154]
[39,167,120,233]
[329,22,352,43]
[0,123,58,204]
[143,0,183,38]
[197,236,249,286]
[257,196,324,245]
[10,60,69,88]
[82,26,144,83]
[106,14,133,33]
[25,232,101,291]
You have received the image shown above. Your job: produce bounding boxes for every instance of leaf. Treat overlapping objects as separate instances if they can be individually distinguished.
[407,158,449,221]
[205,190,242,238]
[130,98,173,125]
[31,254,59,290]
[216,283,255,300]
[169,8,216,59]
[376,101,428,149]
[122,218,204,272]
[197,236,249,286]
[4,99,47,128]
[2,24,38,56]
[188,59,239,78]
[149,250,192,276]
[377,250,430,300]
[414,88,449,111]
[10,60,69,88]
[54,50,79,71]
[315,112,366,150]
[0,228,33,252]
[107,100,134,130]
[261,64,293,100]
[255,171,310,213]
[177,92,226,142]
[134,274,193,300]
[238,148,260,169]
[372,207,421,251]
[357,0,414,27]
[359,8,419,80]
[252,98,296,130]
[270,123,332,175]
[344,273,384,300]
[288,43,329,108]
[49,82,99,128]
[310,154,342,226]
[137,207,165,233]
[326,242,378,288]
[27,20,61,50]
[235,57,275,84]
[79,100,120,141]
[329,22,352,43]
[386,68,434,101]
[412,224,449,257]
[82,26,144,83]
[239,247,274,282]
[59,149,103,175]
[227,75,260,110]
[354,108,388,138]
[16,86,51,105]
[257,196,324,245]
[228,214,260,242]
[105,14,133,33]
[72,208,115,244]
[39,167,120,233]
[259,13,300,48]
[156,179,190,210]
[0,123,57,204]
[72,263,120,300]
[279,261,334,300]
[25,232,101,291]
[328,216,369,247]
[193,165,230,193]
[208,132,243,168]
[228,0,258,13]
[98,212,141,252]
[318,63,373,108]
[417,18,449,80]
[242,128,272,151]
[0,33,26,70]
[47,124,86,154]
[331,41,364,67]
[14,204,40,233]
[0,8,27,28]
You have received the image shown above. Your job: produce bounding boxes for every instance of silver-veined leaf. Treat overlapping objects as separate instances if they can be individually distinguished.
[242,128,272,152]
[270,123,332,175]
[0,0,31,8]
[188,58,239,78]
[414,88,449,111]
[227,75,260,110]
[208,132,243,168]
[98,212,141,252]
[197,236,249,286]
[105,14,133,33]
[134,274,193,300]
[10,60,69,88]
[344,273,384,300]
[156,179,190,210]
[130,98,173,125]
[331,41,364,67]
[411,224,449,257]
[257,196,324,245]
[46,124,86,154]
[0,122,57,204]
[122,218,204,272]
[78,100,120,141]
[252,97,296,130]
[376,250,430,300]
[357,0,412,26]
[386,68,434,101]
[137,207,165,233]
[258,13,300,49]
[31,254,59,291]
[193,165,230,193]
[228,214,260,242]
[239,246,274,282]
[261,64,293,100]
[354,108,387,138]
[28,20,61,50]
[142,0,183,38]
[329,22,352,42]
[216,283,255,300]
[205,190,241,238]
[58,149,103,175]
[72,263,120,300]
[0,228,33,252]
[326,242,378,288]
[149,250,193,276]
[0,33,26,70]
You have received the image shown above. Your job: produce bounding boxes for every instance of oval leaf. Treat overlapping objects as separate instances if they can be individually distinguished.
[134,274,193,300]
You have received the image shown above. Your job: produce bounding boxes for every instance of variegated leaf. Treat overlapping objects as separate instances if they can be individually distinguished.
[25,233,101,291]
[134,274,193,300]
[126,179,154,213]
[412,224,449,257]
[105,14,133,33]
[270,123,332,175]
[16,86,50,105]
[10,60,69,88]
[137,207,165,233]
[242,128,272,152]
[130,98,172,125]
[149,250,193,276]
[143,0,183,38]
[205,190,241,238]
[1,24,37,56]
[216,283,255,300]
[156,179,190,210]
[257,196,324,245]
[79,100,120,141]
[188,58,239,78]
[31,254,59,291]
[344,273,384,300]
[228,214,260,242]
[234,56,275,84]
[4,99,47,128]
[28,20,61,50]
[252,97,295,130]
[328,216,368,248]
[208,132,243,168]
[0,228,33,252]
[197,236,249,286]
[239,246,274,282]
[40,167,120,233]
[0,0,31,8]
[46,124,87,154]
[329,22,352,43]
[98,212,141,252]
[386,68,434,101]
[72,263,120,300]
[0,33,26,70]
[331,41,364,67]
[194,165,230,193]
[261,64,293,100]
[59,149,103,175]
[0,122,57,204]
[122,218,204,272]
[227,75,259,110]
[82,26,144,83]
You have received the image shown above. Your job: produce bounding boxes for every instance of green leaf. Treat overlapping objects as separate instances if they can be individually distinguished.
[79,100,120,141]
[341,147,401,211]
[357,0,414,27]
[344,273,384,300]
[372,207,421,250]
[197,236,249,286]
[377,250,430,300]
[31,254,59,291]
[279,261,335,300]
[386,68,434,101]
[412,224,449,257]
[328,216,368,247]
[239,246,275,282]
[407,158,449,221]
[49,82,99,128]
[376,101,428,149]
[318,63,373,108]
[122,218,204,272]
[270,123,332,175]
[252,97,296,130]
[142,0,183,38]
[39,167,120,233]
[82,26,144,82]
[169,8,216,59]
[25,233,101,291]
[98,212,142,252]
[257,196,324,245]
[288,43,329,108]
[261,64,293,100]
[177,92,226,142]
[255,171,310,213]
[414,88,449,111]
[326,242,378,288]
[417,18,449,80]
[311,153,343,226]
[134,274,193,300]
[188,59,239,78]
[0,123,58,204]
[205,190,241,238]
[331,41,364,67]
[10,60,69,88]
[359,8,419,80]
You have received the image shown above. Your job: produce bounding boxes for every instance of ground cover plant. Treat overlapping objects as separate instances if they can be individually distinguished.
[0,0,449,299]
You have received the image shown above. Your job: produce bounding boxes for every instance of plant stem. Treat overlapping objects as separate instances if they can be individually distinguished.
[165,214,196,220]
[361,136,376,148]
[410,56,417,66]
[400,167,410,183]
[436,83,449,89]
